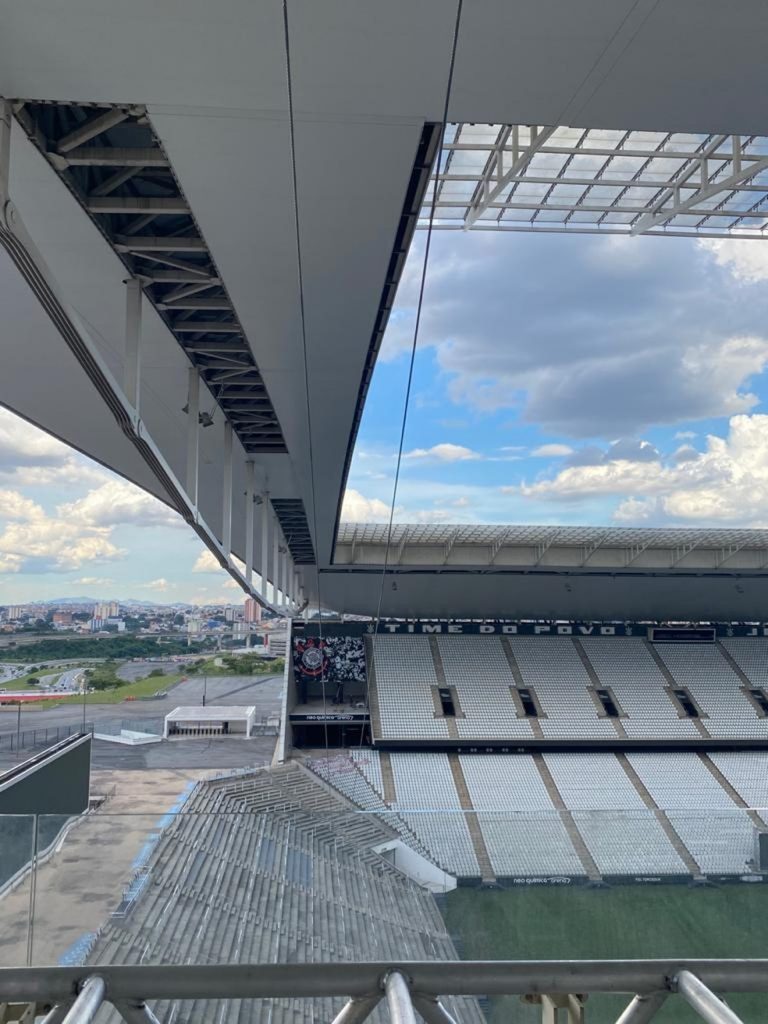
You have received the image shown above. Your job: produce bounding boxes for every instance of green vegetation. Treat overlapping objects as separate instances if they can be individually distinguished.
[444,885,768,1023]
[7,634,213,663]
[0,668,62,691]
[54,671,185,705]
[191,654,284,676]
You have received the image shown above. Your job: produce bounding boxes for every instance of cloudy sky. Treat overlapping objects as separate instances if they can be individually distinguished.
[3,230,768,602]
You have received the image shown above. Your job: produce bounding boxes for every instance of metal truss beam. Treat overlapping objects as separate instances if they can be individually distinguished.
[0,97,281,605]
[429,125,768,239]
[64,146,168,167]
[56,108,131,152]
[464,125,557,228]
[88,196,189,215]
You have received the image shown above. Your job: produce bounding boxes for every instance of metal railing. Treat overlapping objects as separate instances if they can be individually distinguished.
[0,959,763,1024]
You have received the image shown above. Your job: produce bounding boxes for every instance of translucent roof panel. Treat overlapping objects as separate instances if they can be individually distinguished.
[423,124,768,238]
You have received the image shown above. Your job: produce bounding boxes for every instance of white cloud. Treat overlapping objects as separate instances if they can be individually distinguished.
[404,443,482,462]
[144,578,171,591]
[674,430,697,440]
[341,489,392,523]
[193,549,222,574]
[517,414,768,526]
[0,487,125,574]
[73,576,114,586]
[700,239,768,284]
[612,497,657,522]
[0,407,107,487]
[58,479,179,529]
[532,444,574,457]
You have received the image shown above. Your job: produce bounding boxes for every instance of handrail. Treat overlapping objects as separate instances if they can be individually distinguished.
[0,960,764,1012]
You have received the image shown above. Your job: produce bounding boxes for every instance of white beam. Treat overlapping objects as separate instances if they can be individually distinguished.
[185,368,199,509]
[465,125,557,228]
[123,279,142,416]
[272,515,280,605]
[261,491,271,598]
[244,460,255,588]
[222,421,233,559]
[0,99,10,210]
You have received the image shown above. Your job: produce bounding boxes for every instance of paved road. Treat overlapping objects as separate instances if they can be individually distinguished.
[0,674,282,737]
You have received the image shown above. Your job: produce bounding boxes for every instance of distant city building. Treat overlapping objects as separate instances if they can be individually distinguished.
[224,606,235,623]
[243,598,261,624]
[186,617,202,635]
[52,611,73,628]
[6,606,25,620]
[89,617,106,632]
[93,601,120,619]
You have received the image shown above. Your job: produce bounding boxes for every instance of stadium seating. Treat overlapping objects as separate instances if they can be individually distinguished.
[86,763,484,1024]
[579,637,699,738]
[627,753,754,874]
[710,752,768,809]
[388,753,479,877]
[368,634,768,742]
[543,753,685,875]
[459,755,584,876]
[372,636,450,740]
[509,638,616,739]
[657,644,768,738]
[437,636,534,739]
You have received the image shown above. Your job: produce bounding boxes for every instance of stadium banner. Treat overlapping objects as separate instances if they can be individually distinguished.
[293,636,366,685]
[293,620,768,639]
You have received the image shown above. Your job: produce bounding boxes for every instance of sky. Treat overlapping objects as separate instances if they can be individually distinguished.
[4,229,768,602]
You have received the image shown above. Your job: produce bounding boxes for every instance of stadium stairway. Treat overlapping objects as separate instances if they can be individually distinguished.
[428,637,459,739]
[642,639,712,739]
[500,637,545,738]
[615,754,704,878]
[378,751,398,804]
[698,753,768,830]
[716,642,757,690]
[572,638,628,739]
[532,754,602,881]
[363,638,384,739]
[446,754,496,885]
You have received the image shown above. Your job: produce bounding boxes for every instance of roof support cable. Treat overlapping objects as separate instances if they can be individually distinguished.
[282,0,331,766]
[363,0,465,783]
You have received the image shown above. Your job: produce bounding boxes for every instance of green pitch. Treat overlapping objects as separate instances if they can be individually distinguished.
[443,884,768,1023]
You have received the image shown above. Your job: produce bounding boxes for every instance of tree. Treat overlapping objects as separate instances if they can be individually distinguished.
[147,668,165,678]
[26,676,39,686]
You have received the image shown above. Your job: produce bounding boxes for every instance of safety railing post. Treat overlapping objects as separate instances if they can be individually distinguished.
[384,972,417,1024]
[614,992,668,1024]
[330,995,382,1024]
[674,971,745,1024]
[60,976,106,1024]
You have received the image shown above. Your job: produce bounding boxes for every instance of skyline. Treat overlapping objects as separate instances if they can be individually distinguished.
[3,230,768,601]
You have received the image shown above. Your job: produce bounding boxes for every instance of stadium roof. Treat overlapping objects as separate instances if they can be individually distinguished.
[4,1,768,620]
[427,125,768,238]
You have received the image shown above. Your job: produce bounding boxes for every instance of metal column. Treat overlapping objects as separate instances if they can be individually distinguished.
[261,491,271,602]
[124,278,142,417]
[221,421,233,560]
[185,368,200,509]
[272,515,280,605]
[244,461,255,589]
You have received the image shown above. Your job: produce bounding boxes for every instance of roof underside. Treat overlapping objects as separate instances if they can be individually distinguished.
[5,1,768,618]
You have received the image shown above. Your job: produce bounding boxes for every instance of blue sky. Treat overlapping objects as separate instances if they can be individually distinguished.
[4,230,768,602]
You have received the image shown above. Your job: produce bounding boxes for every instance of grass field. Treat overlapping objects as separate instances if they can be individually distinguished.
[0,671,186,710]
[444,884,768,1022]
